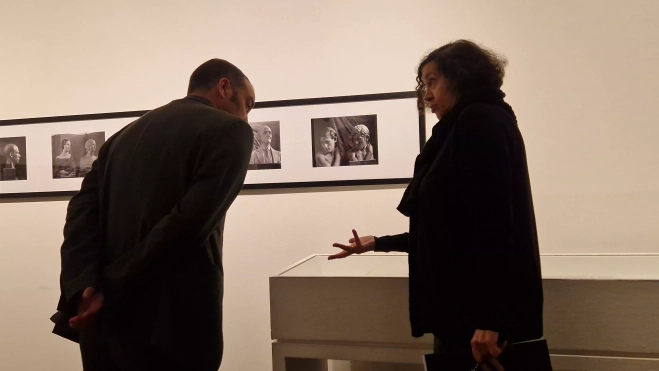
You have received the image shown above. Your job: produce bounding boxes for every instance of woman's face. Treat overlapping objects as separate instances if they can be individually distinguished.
[421,62,457,119]
[63,140,71,152]
[320,135,336,153]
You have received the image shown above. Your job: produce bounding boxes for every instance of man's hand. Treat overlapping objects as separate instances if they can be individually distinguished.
[329,229,375,260]
[69,287,104,330]
[471,330,506,371]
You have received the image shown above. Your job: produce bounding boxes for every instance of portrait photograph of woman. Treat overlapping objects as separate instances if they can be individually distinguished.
[51,132,105,179]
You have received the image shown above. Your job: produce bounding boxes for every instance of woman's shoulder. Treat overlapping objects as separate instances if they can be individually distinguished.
[459,103,514,123]
[457,103,514,132]
[452,104,518,148]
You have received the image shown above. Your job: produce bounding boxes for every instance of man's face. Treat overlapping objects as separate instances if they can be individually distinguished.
[10,146,20,164]
[227,78,255,122]
[260,126,272,144]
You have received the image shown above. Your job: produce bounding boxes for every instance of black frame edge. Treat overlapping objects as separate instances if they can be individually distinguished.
[0,111,149,126]
[0,91,417,126]
[0,190,78,200]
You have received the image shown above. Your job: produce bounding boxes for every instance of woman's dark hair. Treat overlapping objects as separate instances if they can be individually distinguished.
[415,40,508,113]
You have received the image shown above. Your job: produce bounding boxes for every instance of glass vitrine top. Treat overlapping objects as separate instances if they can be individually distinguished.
[277,253,659,280]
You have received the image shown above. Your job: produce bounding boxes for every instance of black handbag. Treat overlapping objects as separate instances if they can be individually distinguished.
[423,339,553,371]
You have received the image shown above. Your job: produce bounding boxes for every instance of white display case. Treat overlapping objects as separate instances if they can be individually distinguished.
[278,253,659,280]
[270,254,659,371]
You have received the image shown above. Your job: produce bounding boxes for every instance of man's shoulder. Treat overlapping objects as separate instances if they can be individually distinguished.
[161,97,237,122]
[203,116,253,144]
[157,97,251,135]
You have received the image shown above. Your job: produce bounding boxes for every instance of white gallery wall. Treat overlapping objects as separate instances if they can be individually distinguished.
[1,1,658,370]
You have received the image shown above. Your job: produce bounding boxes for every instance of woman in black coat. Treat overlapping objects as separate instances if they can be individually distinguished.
[331,40,545,368]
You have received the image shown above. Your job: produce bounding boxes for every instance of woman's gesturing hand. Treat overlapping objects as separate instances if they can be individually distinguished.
[329,229,375,260]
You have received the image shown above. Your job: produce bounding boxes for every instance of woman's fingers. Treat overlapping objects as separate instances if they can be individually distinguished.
[330,230,366,260]
[352,229,361,247]
[328,250,352,260]
[332,243,353,252]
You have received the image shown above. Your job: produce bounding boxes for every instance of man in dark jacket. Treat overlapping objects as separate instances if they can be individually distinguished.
[52,58,255,371]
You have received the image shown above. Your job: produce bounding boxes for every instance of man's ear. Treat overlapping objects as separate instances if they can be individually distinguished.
[217,78,233,99]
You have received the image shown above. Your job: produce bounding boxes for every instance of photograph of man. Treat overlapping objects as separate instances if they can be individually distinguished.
[248,121,281,170]
[0,137,27,181]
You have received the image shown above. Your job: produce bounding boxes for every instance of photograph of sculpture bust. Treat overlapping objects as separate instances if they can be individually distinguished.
[248,121,281,170]
[78,139,99,178]
[346,124,376,163]
[0,136,27,181]
[51,131,105,179]
[311,114,378,167]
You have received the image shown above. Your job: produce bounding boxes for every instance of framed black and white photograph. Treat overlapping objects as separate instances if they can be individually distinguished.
[249,121,281,170]
[0,91,425,198]
[51,132,105,179]
[243,92,423,188]
[0,136,28,181]
[0,117,133,197]
[311,114,378,168]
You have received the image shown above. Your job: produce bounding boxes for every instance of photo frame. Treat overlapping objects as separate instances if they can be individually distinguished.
[0,91,425,199]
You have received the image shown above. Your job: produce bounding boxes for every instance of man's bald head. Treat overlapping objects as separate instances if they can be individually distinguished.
[187,58,255,122]
[3,144,20,164]
[187,59,248,95]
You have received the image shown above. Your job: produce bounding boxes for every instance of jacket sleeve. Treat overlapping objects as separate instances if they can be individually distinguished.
[374,233,409,253]
[102,119,253,296]
[455,106,515,333]
[59,134,113,310]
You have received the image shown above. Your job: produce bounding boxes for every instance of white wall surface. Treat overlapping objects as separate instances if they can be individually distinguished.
[1,1,658,370]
